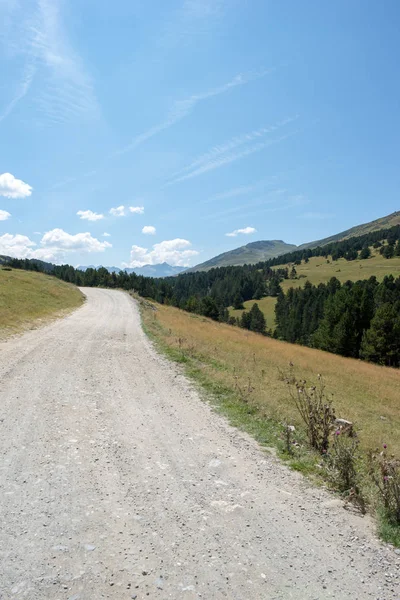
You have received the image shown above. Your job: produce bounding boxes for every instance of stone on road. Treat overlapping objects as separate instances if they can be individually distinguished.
[0,288,398,599]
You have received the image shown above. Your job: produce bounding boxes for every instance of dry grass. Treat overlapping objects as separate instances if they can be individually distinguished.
[142,301,400,456]
[0,268,84,338]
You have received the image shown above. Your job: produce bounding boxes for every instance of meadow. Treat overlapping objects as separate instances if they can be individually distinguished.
[141,298,400,542]
[0,268,84,338]
[230,251,400,328]
[142,300,400,455]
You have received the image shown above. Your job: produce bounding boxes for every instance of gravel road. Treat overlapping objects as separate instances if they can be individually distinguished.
[0,288,398,599]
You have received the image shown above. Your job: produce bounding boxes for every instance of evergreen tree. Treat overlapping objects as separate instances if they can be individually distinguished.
[360,303,400,366]
[360,247,371,259]
[233,293,244,310]
[249,303,266,334]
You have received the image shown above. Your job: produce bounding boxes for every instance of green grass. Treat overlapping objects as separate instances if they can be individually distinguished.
[230,296,278,329]
[0,268,84,338]
[230,251,400,328]
[279,251,400,292]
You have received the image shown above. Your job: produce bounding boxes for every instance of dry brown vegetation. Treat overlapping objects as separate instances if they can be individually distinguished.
[142,301,400,456]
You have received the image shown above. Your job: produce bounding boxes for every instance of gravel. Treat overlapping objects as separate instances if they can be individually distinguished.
[0,288,398,599]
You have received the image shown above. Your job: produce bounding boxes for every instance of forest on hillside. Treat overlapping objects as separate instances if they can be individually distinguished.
[4,223,400,367]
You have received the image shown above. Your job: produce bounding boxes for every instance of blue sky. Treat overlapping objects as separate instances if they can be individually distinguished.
[0,0,399,267]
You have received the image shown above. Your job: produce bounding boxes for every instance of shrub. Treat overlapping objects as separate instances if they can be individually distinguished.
[369,445,400,525]
[285,373,336,453]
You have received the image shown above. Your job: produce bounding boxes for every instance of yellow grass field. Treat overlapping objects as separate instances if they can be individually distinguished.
[278,252,400,292]
[230,252,400,328]
[0,268,84,338]
[142,301,400,456]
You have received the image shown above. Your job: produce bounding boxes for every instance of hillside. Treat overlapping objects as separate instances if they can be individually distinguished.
[141,299,400,454]
[188,240,296,272]
[189,211,400,272]
[230,249,400,330]
[298,211,400,250]
[0,268,84,338]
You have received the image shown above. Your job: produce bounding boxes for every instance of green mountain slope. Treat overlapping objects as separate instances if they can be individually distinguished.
[298,211,400,250]
[189,211,400,272]
[187,240,297,272]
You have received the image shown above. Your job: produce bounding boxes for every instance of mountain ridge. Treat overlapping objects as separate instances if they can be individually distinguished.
[188,211,400,272]
[77,262,186,278]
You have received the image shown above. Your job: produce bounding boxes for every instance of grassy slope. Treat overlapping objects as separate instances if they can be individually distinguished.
[299,211,400,249]
[142,301,400,456]
[230,251,400,328]
[187,240,296,272]
[0,269,84,338]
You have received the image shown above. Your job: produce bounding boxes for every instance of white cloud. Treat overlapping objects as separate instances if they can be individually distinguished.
[226,226,257,237]
[129,206,145,214]
[0,209,11,221]
[103,232,111,237]
[77,209,104,221]
[0,233,36,258]
[109,205,126,217]
[123,238,198,268]
[40,228,112,252]
[0,228,112,263]
[142,225,156,235]
[0,172,32,198]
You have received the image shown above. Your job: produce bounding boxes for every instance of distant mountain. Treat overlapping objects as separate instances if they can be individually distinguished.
[298,211,400,250]
[77,262,186,278]
[187,240,297,272]
[188,211,400,272]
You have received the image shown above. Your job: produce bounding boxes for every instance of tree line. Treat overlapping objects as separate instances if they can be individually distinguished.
[275,275,400,367]
[3,222,400,366]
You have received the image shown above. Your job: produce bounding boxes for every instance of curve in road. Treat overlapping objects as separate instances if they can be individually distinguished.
[0,288,398,599]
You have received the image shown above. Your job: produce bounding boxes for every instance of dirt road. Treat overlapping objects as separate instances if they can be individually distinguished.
[0,288,398,599]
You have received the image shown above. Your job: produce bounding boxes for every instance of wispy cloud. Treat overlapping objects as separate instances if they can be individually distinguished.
[159,0,226,50]
[167,118,299,185]
[206,178,278,204]
[29,0,100,124]
[226,226,256,237]
[0,0,99,125]
[0,62,36,124]
[208,193,308,225]
[201,191,286,221]
[114,70,274,156]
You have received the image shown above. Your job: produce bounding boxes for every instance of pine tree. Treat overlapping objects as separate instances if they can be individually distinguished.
[233,293,244,310]
[360,247,371,259]
[248,303,266,334]
[360,303,400,366]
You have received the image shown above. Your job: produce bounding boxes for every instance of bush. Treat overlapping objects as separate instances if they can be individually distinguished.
[286,374,336,453]
[369,445,400,525]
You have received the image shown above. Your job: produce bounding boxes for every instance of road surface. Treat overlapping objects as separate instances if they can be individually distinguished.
[0,288,398,599]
